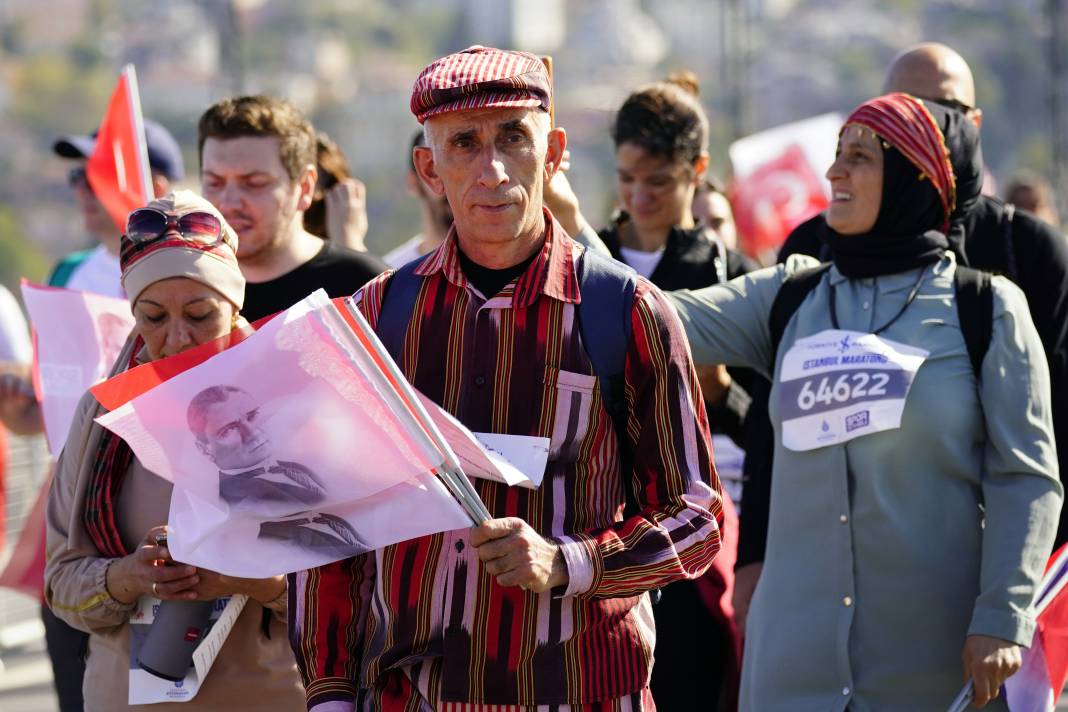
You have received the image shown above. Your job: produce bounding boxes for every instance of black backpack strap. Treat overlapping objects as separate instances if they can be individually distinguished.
[575,248,639,517]
[768,263,832,361]
[377,260,424,361]
[953,265,994,379]
[575,248,637,437]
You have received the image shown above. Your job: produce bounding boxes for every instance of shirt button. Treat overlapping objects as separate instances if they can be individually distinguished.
[839,514,848,523]
[843,596,853,607]
[842,687,851,696]
[474,375,486,386]
[862,300,871,310]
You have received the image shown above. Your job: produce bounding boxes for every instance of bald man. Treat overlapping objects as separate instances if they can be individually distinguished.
[883,42,982,123]
[738,42,1068,694]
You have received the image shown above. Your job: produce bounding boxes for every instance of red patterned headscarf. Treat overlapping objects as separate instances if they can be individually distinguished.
[842,92,957,232]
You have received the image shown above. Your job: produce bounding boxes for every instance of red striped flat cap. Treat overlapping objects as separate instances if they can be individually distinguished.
[410,45,552,124]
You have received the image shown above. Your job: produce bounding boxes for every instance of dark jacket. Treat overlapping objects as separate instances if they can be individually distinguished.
[599,220,760,443]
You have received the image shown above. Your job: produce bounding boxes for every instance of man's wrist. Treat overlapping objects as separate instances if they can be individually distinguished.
[549,545,569,589]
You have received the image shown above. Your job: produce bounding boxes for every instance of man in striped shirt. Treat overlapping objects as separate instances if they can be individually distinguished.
[289,46,724,711]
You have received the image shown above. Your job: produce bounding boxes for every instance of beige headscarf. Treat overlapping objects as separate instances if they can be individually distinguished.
[119,190,245,309]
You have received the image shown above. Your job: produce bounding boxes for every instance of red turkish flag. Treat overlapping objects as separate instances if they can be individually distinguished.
[730,144,829,263]
[85,65,153,233]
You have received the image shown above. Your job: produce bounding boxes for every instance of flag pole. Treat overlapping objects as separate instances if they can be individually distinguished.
[340,297,491,521]
[122,64,154,206]
[944,543,1068,711]
[327,297,491,523]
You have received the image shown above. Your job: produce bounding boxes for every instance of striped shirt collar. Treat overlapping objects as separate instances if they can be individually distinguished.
[413,208,581,307]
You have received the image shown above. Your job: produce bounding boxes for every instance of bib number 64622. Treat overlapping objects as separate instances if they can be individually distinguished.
[796,372,889,411]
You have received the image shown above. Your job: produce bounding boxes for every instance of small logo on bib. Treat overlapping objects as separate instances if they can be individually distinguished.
[845,410,870,432]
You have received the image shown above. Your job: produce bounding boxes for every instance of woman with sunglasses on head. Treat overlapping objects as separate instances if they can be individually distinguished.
[44,190,305,711]
[669,94,1062,710]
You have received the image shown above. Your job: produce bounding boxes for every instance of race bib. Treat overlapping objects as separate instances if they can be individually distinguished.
[778,329,928,451]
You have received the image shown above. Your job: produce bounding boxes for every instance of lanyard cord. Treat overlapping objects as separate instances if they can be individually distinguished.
[829,265,931,335]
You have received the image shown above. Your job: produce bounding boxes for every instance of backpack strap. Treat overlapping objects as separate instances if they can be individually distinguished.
[376,260,425,361]
[953,265,994,379]
[575,248,637,439]
[575,248,639,517]
[768,263,832,362]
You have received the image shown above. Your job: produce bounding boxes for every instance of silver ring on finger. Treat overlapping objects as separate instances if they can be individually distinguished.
[152,582,159,596]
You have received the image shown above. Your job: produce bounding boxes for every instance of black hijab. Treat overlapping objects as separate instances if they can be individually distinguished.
[822,98,977,278]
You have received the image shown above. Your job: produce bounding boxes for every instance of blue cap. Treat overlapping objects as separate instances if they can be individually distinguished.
[53,119,185,181]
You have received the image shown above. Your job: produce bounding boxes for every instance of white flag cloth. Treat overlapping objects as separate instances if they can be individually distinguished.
[95,290,529,577]
[21,281,134,454]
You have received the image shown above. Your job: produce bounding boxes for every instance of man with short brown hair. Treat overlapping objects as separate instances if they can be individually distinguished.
[198,95,386,321]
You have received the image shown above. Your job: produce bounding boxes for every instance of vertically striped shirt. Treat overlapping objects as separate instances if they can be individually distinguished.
[289,213,722,710]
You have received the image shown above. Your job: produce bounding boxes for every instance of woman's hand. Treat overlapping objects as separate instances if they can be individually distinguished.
[543,150,590,238]
[324,177,369,252]
[105,525,198,604]
[171,569,286,605]
[695,364,733,406]
[0,369,44,436]
[731,561,762,638]
[962,634,1022,708]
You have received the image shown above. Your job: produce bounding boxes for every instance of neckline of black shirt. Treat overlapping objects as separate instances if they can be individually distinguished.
[457,247,539,298]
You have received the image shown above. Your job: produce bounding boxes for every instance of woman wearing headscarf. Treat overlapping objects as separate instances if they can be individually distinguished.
[669,94,1062,710]
[44,190,305,711]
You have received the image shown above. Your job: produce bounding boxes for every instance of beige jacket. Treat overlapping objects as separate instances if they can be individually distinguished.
[44,337,305,711]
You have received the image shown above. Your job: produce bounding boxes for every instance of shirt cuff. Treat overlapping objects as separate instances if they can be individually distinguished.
[310,702,356,712]
[967,606,1036,647]
[555,533,598,597]
[306,678,358,712]
[95,559,136,615]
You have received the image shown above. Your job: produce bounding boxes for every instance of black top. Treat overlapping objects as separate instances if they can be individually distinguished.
[599,221,761,443]
[738,199,1068,567]
[241,241,388,322]
[457,247,538,298]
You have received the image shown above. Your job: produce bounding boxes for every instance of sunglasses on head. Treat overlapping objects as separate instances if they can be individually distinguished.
[125,208,229,248]
[932,97,976,115]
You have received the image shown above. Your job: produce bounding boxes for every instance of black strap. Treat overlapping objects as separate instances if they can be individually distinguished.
[574,249,637,437]
[574,249,639,515]
[377,260,424,362]
[953,265,994,379]
[768,262,992,379]
[768,263,831,360]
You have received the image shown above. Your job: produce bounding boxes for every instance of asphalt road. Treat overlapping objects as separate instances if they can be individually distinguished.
[2,637,1067,712]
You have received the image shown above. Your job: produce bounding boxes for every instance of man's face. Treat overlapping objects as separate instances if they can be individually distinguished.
[415,108,562,251]
[692,188,738,250]
[198,391,271,470]
[69,161,115,242]
[200,136,310,261]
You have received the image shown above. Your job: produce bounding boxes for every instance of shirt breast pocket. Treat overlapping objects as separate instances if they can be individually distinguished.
[543,368,599,462]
